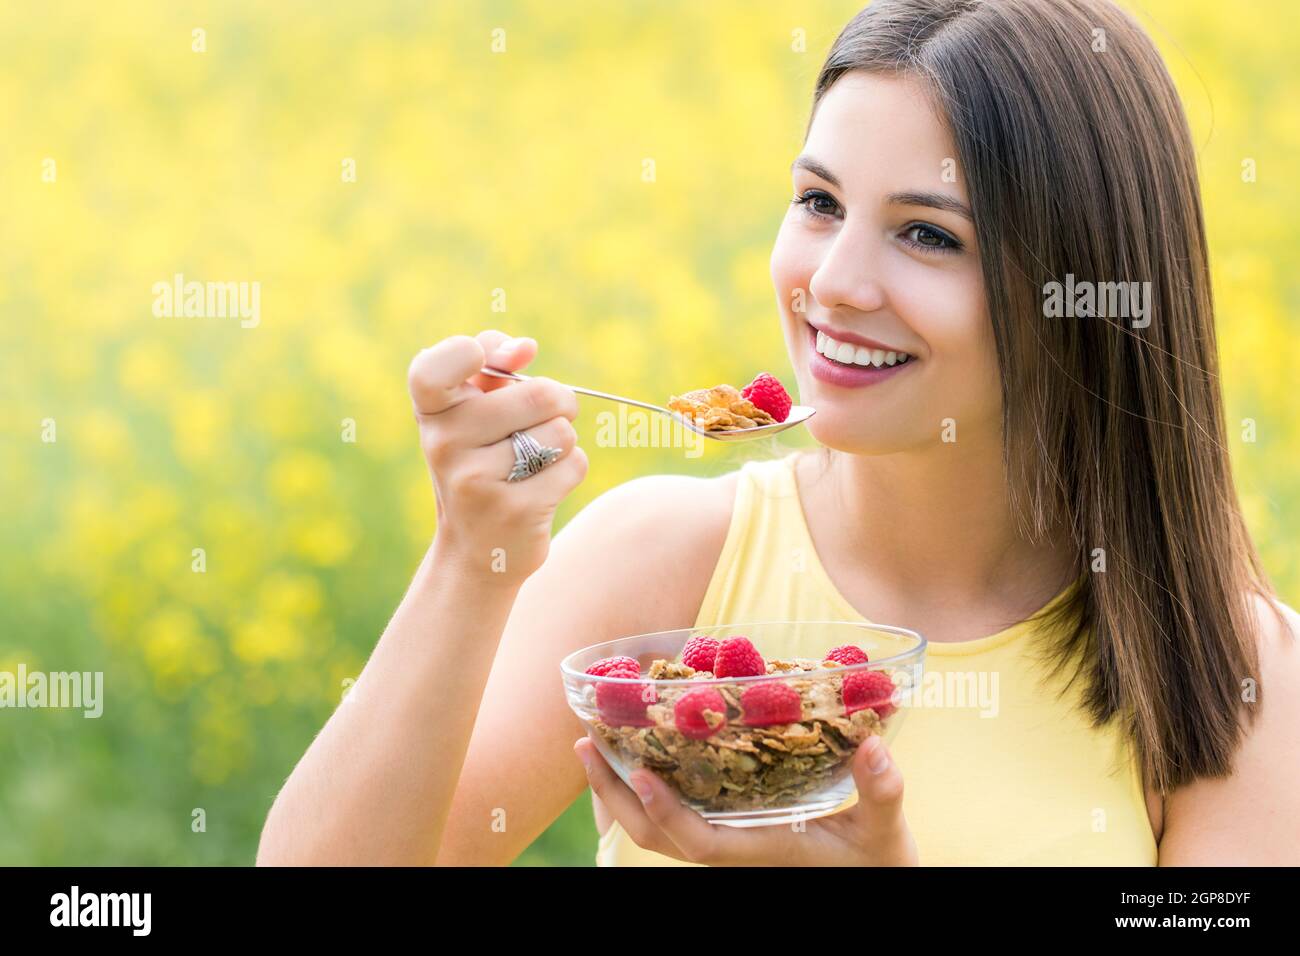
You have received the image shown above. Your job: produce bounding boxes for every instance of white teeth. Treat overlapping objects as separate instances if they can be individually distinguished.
[815,327,912,368]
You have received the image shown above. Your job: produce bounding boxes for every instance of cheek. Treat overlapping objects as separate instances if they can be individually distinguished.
[897,264,1000,416]
[893,264,980,351]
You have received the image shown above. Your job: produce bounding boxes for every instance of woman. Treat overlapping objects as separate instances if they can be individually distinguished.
[258,0,1299,866]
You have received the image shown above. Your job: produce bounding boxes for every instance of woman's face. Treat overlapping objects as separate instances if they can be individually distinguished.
[771,70,998,456]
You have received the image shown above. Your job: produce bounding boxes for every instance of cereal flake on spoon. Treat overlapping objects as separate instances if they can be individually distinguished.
[668,372,793,432]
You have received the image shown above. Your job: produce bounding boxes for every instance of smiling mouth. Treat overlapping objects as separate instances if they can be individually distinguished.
[805,323,917,389]
[813,327,914,368]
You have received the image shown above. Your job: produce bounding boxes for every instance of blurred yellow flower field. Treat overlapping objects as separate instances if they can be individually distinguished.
[0,0,1295,864]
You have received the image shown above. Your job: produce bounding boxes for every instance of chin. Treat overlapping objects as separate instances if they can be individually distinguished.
[806,412,912,457]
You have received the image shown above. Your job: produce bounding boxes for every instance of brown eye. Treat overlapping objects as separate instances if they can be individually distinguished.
[902,223,962,253]
[810,195,838,215]
[791,190,841,220]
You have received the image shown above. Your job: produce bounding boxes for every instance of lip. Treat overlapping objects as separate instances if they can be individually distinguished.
[808,321,905,354]
[806,323,916,389]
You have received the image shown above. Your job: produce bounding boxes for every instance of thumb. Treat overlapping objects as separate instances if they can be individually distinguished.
[470,332,538,392]
[849,733,906,826]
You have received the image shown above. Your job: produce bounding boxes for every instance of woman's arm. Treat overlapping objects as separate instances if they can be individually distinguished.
[258,331,589,865]
[257,470,733,866]
[257,329,739,865]
[1157,596,1300,865]
[256,541,524,864]
[431,470,735,865]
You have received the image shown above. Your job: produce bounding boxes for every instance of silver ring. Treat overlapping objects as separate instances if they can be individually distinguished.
[507,430,563,482]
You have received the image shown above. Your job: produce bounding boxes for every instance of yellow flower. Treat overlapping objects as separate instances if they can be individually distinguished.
[268,450,334,503]
[231,615,304,664]
[141,606,220,691]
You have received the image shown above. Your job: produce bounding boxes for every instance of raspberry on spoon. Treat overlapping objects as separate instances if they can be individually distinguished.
[741,372,793,423]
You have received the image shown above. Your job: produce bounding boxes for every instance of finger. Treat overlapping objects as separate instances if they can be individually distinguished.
[504,441,588,503]
[417,377,580,477]
[482,415,577,478]
[468,331,538,393]
[476,430,589,499]
[845,734,906,832]
[444,375,580,448]
[573,738,683,860]
[527,442,588,497]
[623,768,739,865]
[628,767,817,865]
[408,335,487,416]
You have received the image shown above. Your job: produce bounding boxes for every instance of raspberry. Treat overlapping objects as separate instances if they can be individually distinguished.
[585,656,641,678]
[741,372,793,423]
[739,681,803,727]
[674,688,729,739]
[825,645,870,667]
[713,636,766,678]
[680,635,720,673]
[595,667,657,726]
[843,670,896,718]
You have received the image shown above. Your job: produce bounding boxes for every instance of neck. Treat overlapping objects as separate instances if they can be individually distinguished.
[812,431,1074,616]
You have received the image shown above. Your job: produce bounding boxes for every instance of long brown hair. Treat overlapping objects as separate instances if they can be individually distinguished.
[809,0,1277,794]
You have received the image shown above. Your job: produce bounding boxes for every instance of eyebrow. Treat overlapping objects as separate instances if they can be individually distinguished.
[791,155,842,188]
[889,190,974,222]
[791,155,974,222]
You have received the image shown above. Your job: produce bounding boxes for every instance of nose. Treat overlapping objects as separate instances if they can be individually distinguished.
[807,223,887,315]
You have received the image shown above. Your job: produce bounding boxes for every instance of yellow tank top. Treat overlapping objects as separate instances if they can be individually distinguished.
[596,452,1158,866]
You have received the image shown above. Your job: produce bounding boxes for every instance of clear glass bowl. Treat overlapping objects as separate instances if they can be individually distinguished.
[561,620,925,828]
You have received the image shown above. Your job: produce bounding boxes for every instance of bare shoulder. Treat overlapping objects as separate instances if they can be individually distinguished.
[1249,591,1300,657]
[546,468,742,634]
[1158,592,1300,864]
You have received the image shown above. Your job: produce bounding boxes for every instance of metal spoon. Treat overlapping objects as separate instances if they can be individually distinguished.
[478,366,815,442]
